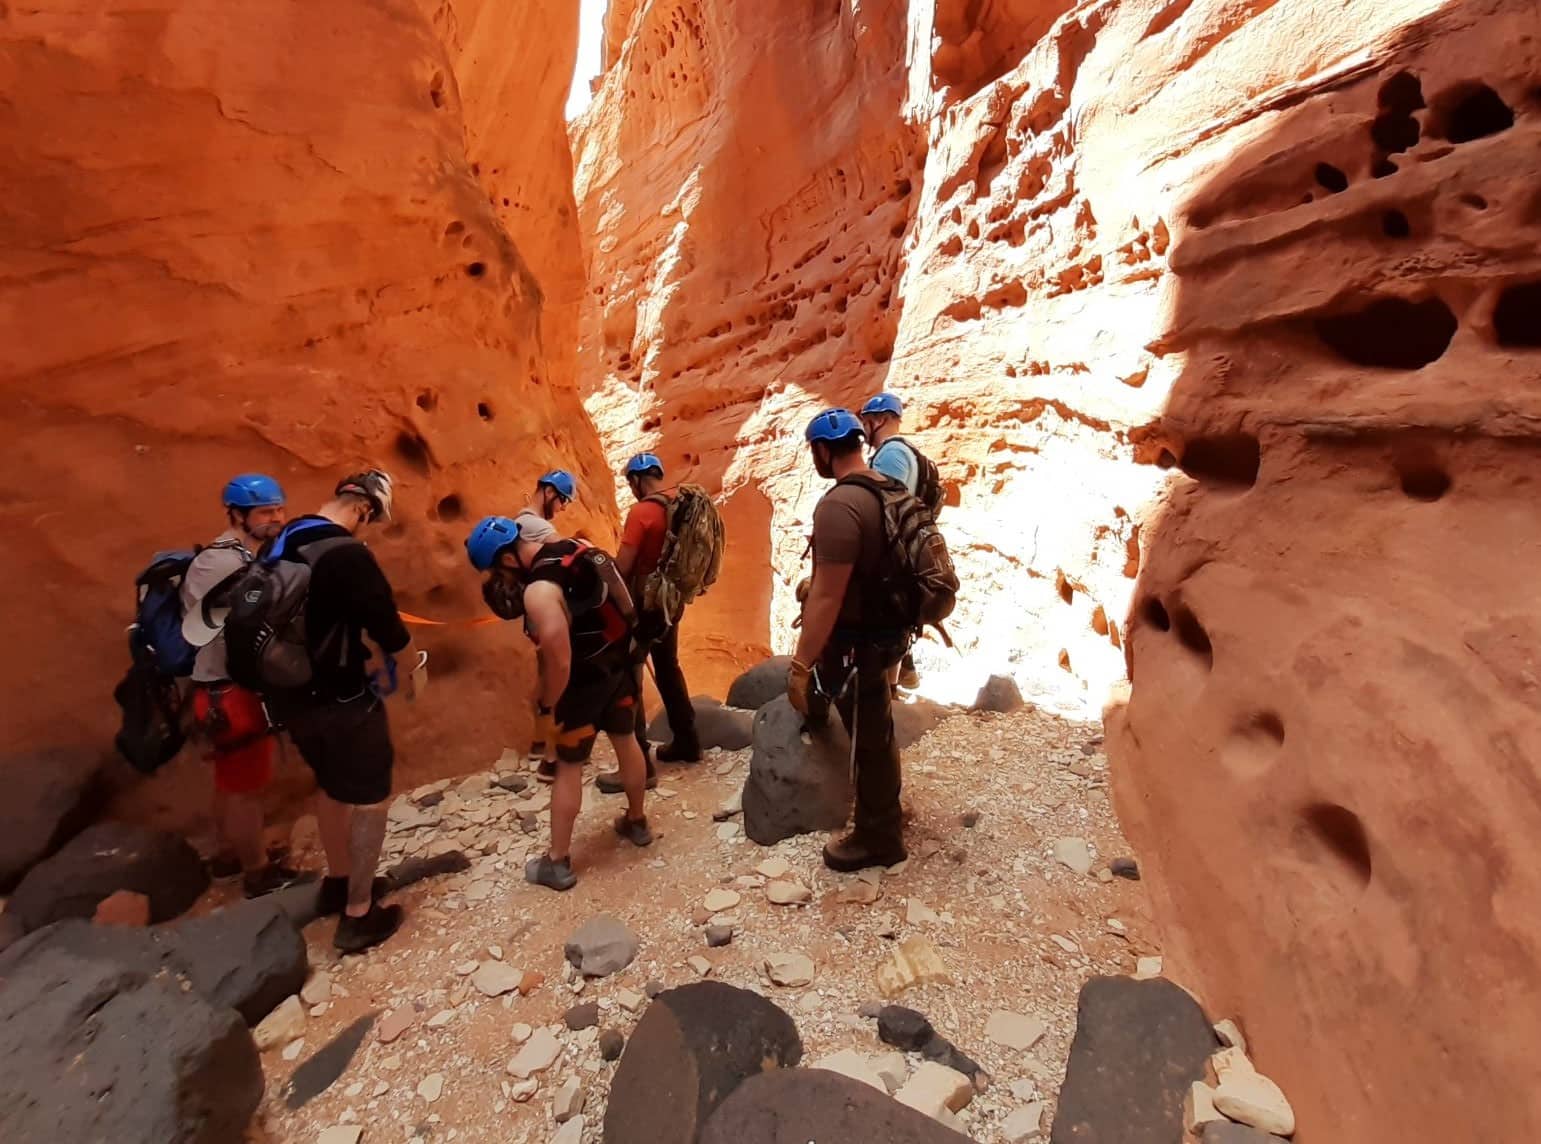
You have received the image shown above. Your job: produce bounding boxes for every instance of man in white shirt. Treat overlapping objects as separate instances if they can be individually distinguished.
[513,469,576,545]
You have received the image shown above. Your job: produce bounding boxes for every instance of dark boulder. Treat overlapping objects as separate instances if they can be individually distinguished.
[973,674,1026,713]
[742,695,851,846]
[725,656,794,711]
[701,1068,971,1144]
[170,897,308,1025]
[604,981,803,1143]
[7,822,207,934]
[0,747,110,891]
[1051,976,1218,1144]
[647,695,754,752]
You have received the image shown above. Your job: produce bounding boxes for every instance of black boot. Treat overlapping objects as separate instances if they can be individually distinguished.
[596,755,657,795]
[657,737,701,764]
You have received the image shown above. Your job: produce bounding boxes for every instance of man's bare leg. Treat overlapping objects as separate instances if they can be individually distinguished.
[316,794,352,881]
[549,763,583,861]
[345,800,389,916]
[610,733,648,823]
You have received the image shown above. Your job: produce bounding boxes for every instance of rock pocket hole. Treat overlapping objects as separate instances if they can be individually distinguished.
[465,261,487,279]
[1459,192,1488,210]
[1395,456,1451,501]
[1297,803,1372,891]
[1314,163,1349,193]
[1370,157,1398,179]
[392,430,432,475]
[1314,296,1458,369]
[1493,281,1541,347]
[1429,82,1514,144]
[434,494,465,522]
[476,401,494,421]
[1178,434,1261,489]
[1371,70,1424,153]
[1222,712,1286,779]
[1140,597,1171,632]
[1381,209,1411,238]
[1171,603,1213,669]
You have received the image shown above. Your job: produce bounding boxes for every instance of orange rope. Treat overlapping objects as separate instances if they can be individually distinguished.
[399,611,501,628]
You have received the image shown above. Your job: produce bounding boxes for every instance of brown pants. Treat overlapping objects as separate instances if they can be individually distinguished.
[821,641,903,844]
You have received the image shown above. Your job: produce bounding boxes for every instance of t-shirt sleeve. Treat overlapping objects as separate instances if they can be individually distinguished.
[872,440,919,495]
[333,545,411,655]
[621,500,666,549]
[813,492,864,565]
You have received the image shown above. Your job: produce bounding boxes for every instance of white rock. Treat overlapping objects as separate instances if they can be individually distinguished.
[300,971,333,1006]
[507,1028,563,1078]
[454,960,479,976]
[489,944,504,960]
[716,821,741,841]
[281,1038,305,1061]
[755,856,793,879]
[1214,1069,1296,1135]
[427,1008,456,1028]
[252,995,305,1051]
[1213,1018,1247,1053]
[1049,934,1080,954]
[473,961,525,997]
[371,1079,390,1097]
[1185,1081,1225,1133]
[552,1076,585,1122]
[905,898,939,925]
[318,1128,363,1144]
[1135,956,1163,980]
[812,1049,886,1092]
[703,888,742,912]
[1053,837,1093,875]
[837,881,881,904]
[986,1010,1047,1051]
[615,989,645,1013]
[511,1022,533,1045]
[765,880,811,905]
[874,1052,908,1094]
[417,1073,445,1103]
[895,1061,974,1122]
[551,1115,585,1144]
[509,1076,540,1102]
[763,951,815,987]
[1002,1101,1045,1142]
[687,955,714,977]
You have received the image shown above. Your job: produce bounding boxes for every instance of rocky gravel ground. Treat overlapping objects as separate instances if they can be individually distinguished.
[251,702,1160,1144]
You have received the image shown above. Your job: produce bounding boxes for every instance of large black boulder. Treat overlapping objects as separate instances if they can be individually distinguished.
[646,695,754,752]
[0,921,263,1143]
[701,1068,971,1144]
[1051,976,1219,1144]
[7,822,207,934]
[604,981,803,1143]
[725,657,793,712]
[742,695,852,845]
[0,747,111,892]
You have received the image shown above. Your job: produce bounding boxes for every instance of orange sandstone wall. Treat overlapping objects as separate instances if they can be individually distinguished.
[578,0,1541,1139]
[0,0,606,823]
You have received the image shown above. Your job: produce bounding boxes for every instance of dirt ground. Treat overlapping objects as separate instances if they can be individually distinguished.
[251,701,1161,1143]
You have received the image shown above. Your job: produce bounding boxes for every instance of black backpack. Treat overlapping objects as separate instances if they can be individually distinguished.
[525,540,637,662]
[224,522,359,692]
[890,437,945,517]
[837,472,959,642]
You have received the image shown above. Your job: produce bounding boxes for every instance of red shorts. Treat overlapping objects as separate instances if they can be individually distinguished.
[192,683,274,795]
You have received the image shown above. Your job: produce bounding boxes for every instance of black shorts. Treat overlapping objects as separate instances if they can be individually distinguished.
[284,695,394,805]
[554,659,638,764]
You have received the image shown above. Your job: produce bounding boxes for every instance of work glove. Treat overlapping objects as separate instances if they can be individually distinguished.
[530,703,557,763]
[787,659,814,717]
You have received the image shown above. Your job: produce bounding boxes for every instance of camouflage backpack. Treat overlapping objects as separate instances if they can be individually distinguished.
[640,485,725,626]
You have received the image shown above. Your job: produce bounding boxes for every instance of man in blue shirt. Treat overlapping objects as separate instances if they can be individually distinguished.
[860,393,923,691]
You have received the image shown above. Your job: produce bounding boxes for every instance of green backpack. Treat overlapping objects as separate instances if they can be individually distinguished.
[640,485,725,626]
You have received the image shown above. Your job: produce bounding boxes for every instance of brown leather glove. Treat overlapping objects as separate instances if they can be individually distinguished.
[530,703,557,762]
[787,659,814,717]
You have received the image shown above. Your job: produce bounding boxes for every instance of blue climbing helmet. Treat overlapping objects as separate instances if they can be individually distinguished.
[860,392,904,419]
[465,515,521,571]
[805,408,864,444]
[222,473,285,509]
[624,452,664,479]
[536,469,577,502]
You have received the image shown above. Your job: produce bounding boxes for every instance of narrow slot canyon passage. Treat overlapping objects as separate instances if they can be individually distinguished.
[0,2,1537,1143]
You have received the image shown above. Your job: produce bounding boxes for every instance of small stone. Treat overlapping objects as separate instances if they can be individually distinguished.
[553,1076,585,1122]
[508,1076,540,1102]
[691,907,713,926]
[716,821,741,841]
[511,1022,533,1044]
[877,1005,934,1051]
[455,960,479,976]
[796,992,823,1015]
[874,1051,907,1093]
[713,789,743,820]
[858,1000,886,1019]
[253,995,305,1051]
[1213,1069,1296,1135]
[565,1001,600,1031]
[565,915,640,978]
[427,1008,455,1028]
[1050,934,1080,954]
[496,773,530,792]
[960,810,981,828]
[92,889,151,928]
[755,856,792,879]
[615,988,645,1013]
[599,1028,626,1061]
[812,1048,886,1091]
[703,888,741,912]
[1053,837,1093,876]
[644,980,666,998]
[986,1010,1047,1051]
[1002,1101,1046,1142]
[552,1115,585,1144]
[417,1073,445,1103]
[1214,1018,1247,1053]
[765,880,811,905]
[507,1027,562,1078]
[489,944,504,960]
[1135,955,1163,979]
[519,969,546,995]
[837,881,881,904]
[318,1128,364,1144]
[1096,868,1114,883]
[1186,1080,1225,1133]
[687,955,713,977]
[1110,857,1140,880]
[1010,1079,1037,1102]
[473,960,525,997]
[895,1061,974,1121]
[905,898,939,925]
[371,1079,389,1097]
[281,1038,305,1061]
[875,937,951,997]
[520,813,539,834]
[705,924,734,948]
[1106,918,1127,936]
[763,951,815,987]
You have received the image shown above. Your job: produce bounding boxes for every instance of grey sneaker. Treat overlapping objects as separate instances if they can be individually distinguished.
[525,854,577,891]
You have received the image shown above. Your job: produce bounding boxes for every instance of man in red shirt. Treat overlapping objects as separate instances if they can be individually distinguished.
[598,452,699,793]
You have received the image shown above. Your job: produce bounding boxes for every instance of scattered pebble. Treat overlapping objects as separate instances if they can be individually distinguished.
[1053,837,1094,876]
[416,1073,445,1103]
[763,951,815,987]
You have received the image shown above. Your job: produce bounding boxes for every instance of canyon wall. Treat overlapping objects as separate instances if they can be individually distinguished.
[0,0,602,826]
[577,0,1541,1139]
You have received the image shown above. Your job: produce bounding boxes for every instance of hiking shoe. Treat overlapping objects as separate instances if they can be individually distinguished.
[206,853,243,881]
[657,739,702,764]
[822,833,907,873]
[898,655,920,691]
[334,902,404,954]
[535,760,558,784]
[596,762,658,795]
[242,863,311,900]
[614,814,654,848]
[316,874,390,917]
[525,854,577,892]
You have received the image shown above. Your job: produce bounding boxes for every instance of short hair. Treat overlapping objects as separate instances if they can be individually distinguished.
[822,432,864,458]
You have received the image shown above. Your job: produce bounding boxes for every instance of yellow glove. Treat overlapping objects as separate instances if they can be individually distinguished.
[787,659,814,717]
[530,704,557,762]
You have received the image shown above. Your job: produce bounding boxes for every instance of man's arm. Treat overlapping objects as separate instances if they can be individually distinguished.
[793,561,854,666]
[343,546,419,697]
[616,542,639,584]
[522,581,572,708]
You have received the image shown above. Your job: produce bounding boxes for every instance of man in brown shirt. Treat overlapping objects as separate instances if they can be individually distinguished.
[789,408,908,872]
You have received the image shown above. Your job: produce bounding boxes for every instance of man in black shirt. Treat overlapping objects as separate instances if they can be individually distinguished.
[269,470,416,953]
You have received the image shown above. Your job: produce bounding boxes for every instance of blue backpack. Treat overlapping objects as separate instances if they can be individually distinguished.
[129,550,201,677]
